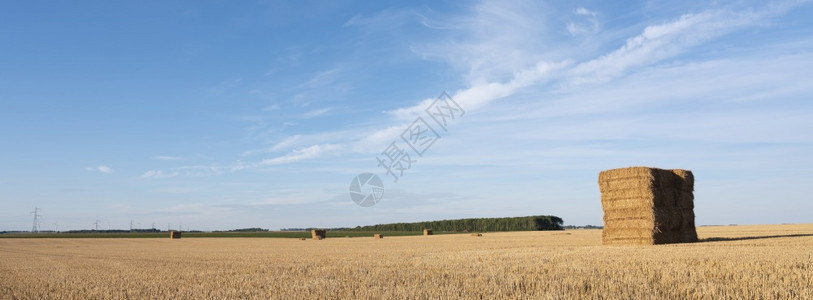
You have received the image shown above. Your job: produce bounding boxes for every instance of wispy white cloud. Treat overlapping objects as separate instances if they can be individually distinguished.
[263,104,280,111]
[250,1,807,165]
[408,49,813,173]
[240,134,305,157]
[284,66,356,108]
[575,7,597,16]
[344,9,419,31]
[407,1,803,117]
[177,166,223,176]
[298,68,342,89]
[413,0,553,84]
[527,52,813,119]
[240,124,371,159]
[154,156,182,161]
[303,107,332,119]
[385,96,437,120]
[351,125,409,153]
[140,170,178,179]
[141,166,222,179]
[231,1,810,177]
[86,165,113,174]
[231,144,346,172]
[259,144,344,166]
[566,10,754,87]
[567,7,599,36]
[271,135,303,152]
[387,60,568,122]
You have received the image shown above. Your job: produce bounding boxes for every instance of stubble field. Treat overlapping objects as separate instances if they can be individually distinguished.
[1,224,811,299]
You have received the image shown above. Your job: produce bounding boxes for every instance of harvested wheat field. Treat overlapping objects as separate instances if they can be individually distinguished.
[1,224,811,299]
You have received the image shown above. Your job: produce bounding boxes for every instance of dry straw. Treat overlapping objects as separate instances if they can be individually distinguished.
[599,167,698,245]
[311,229,326,240]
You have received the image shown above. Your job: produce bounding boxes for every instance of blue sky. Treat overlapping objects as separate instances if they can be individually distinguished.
[1,0,812,231]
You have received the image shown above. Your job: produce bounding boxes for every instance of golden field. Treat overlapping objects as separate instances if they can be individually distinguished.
[1,224,811,299]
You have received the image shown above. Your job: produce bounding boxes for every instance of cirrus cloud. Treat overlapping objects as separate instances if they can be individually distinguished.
[86,165,113,174]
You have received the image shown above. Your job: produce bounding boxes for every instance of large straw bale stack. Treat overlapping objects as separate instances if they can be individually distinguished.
[423,229,433,236]
[374,234,384,239]
[599,167,698,245]
[311,229,326,240]
[169,230,181,239]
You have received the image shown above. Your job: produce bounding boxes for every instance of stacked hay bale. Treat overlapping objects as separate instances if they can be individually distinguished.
[423,229,433,236]
[598,167,698,245]
[374,234,384,239]
[169,230,181,239]
[311,229,326,240]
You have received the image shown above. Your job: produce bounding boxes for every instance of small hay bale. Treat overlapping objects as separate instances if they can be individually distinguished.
[311,229,326,240]
[599,166,698,245]
[169,230,181,239]
[423,229,433,236]
[374,234,383,239]
[299,237,306,241]
[471,233,483,237]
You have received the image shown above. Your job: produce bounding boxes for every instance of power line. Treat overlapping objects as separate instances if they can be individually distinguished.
[31,207,41,233]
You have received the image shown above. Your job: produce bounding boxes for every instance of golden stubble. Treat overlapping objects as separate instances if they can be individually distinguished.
[1,224,811,299]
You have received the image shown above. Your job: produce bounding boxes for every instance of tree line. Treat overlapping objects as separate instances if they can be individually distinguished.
[349,215,563,232]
